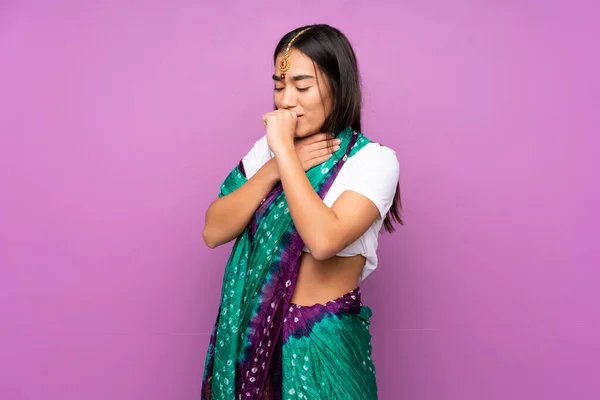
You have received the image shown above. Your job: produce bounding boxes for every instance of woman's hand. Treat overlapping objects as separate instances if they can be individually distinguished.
[262,109,298,155]
[262,110,341,170]
[263,134,341,182]
[294,133,341,171]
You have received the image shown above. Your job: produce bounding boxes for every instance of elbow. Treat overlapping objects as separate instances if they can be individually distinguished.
[307,239,338,261]
[310,251,333,261]
[202,226,219,249]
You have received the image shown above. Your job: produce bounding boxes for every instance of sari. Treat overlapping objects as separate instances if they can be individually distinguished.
[201,127,378,399]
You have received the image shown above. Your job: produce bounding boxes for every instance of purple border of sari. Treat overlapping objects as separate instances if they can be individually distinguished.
[234,131,360,399]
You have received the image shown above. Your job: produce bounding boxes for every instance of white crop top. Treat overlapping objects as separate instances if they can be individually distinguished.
[241,135,399,281]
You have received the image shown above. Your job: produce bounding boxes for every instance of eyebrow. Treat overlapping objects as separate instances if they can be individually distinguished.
[272,74,316,82]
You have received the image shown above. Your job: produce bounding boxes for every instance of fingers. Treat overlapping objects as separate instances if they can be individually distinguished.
[298,136,342,171]
[312,145,340,158]
[326,137,342,149]
[305,154,335,170]
[262,109,298,127]
[270,109,297,118]
[296,134,340,161]
[311,138,341,153]
[301,145,340,171]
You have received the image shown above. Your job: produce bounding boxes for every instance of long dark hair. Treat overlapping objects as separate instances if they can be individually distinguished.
[274,24,403,231]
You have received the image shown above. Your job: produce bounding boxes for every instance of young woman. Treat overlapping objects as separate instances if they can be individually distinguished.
[201,24,402,400]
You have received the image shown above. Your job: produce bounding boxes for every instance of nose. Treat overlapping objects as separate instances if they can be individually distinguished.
[279,86,297,109]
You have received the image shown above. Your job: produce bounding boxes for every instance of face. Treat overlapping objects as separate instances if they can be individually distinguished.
[273,49,332,137]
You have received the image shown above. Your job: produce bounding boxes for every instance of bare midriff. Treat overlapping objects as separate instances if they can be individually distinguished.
[289,252,366,306]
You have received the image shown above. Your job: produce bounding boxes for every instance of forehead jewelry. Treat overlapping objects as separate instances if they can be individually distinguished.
[278,27,313,81]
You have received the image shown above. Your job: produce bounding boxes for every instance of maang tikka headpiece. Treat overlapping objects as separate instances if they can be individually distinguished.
[278,26,314,81]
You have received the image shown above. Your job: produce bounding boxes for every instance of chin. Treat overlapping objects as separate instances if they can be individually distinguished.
[294,129,310,138]
[295,127,320,138]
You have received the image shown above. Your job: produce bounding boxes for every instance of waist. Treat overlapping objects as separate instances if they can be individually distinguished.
[290,252,365,307]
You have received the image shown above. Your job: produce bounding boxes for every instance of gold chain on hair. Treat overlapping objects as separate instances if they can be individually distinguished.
[278,26,314,80]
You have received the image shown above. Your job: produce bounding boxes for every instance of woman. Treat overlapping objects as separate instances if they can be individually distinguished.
[201,24,402,400]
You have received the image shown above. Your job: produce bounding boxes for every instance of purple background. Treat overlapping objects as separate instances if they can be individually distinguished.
[1,1,599,399]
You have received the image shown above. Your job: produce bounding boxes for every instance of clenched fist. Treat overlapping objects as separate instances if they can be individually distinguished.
[262,109,298,155]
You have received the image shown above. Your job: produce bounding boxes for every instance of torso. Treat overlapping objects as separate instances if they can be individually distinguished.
[241,137,400,306]
[290,253,366,306]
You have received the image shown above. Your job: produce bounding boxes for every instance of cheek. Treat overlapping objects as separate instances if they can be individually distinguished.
[304,91,325,113]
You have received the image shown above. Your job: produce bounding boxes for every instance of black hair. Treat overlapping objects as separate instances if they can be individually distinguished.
[274,24,403,230]
[274,24,361,135]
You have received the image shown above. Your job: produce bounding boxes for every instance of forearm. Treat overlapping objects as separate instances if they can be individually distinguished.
[202,159,279,248]
[275,147,340,259]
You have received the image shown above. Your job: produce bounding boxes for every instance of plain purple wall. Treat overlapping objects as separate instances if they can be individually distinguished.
[1,1,598,399]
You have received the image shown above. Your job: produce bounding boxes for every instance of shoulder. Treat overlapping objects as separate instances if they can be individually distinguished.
[336,142,399,218]
[348,142,399,178]
[358,141,398,159]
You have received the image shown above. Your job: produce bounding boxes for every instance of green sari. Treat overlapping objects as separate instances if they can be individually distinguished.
[202,127,377,399]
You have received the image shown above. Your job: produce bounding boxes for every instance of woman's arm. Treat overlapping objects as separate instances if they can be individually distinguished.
[275,147,380,260]
[202,133,338,248]
[202,159,279,248]
[263,109,382,260]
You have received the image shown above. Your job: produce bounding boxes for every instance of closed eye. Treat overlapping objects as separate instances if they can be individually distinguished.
[274,87,310,92]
